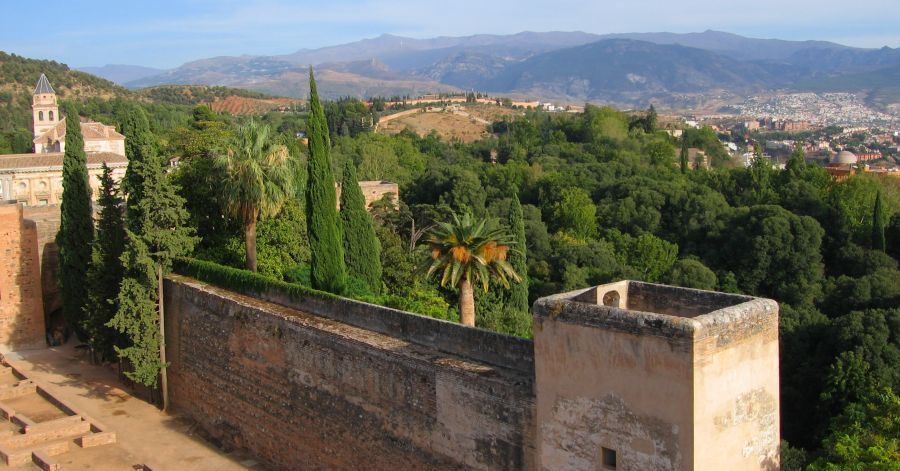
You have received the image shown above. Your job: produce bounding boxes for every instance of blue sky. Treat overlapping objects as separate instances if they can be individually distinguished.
[3,0,899,69]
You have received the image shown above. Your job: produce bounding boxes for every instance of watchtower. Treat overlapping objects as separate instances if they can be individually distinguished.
[532,281,780,471]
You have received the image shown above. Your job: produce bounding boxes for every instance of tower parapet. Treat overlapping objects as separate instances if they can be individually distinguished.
[532,281,780,471]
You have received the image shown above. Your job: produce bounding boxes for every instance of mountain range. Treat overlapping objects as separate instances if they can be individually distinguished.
[77,30,900,108]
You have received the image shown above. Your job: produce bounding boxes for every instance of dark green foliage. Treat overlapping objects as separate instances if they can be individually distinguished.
[119,103,157,231]
[84,164,126,361]
[507,194,530,314]
[174,257,338,301]
[256,199,310,280]
[888,213,900,261]
[679,138,689,173]
[715,205,824,306]
[323,97,377,138]
[306,68,348,294]
[56,102,94,340]
[340,160,382,294]
[109,107,195,387]
[872,191,886,252]
[666,258,717,290]
[138,85,274,106]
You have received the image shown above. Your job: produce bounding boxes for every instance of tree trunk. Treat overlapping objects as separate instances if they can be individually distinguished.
[245,218,257,272]
[459,278,475,327]
[158,263,168,413]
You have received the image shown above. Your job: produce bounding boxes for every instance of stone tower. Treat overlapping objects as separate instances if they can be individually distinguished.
[32,74,59,139]
[533,281,780,471]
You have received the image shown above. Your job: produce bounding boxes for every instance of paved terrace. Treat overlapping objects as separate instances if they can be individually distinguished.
[2,343,259,470]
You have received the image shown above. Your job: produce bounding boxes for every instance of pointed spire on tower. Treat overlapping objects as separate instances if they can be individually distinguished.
[34,74,55,95]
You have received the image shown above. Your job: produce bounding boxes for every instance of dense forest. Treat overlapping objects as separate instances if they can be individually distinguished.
[10,51,898,467]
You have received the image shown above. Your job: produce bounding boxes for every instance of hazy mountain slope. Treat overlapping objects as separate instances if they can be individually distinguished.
[599,30,859,60]
[76,64,166,85]
[484,39,778,101]
[118,31,898,103]
[277,31,601,66]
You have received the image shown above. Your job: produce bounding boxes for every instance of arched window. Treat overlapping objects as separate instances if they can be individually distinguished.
[49,111,54,121]
[38,111,44,121]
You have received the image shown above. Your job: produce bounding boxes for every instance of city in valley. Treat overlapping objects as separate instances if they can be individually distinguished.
[0,1,898,470]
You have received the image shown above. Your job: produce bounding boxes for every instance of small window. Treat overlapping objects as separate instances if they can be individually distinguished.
[38,111,44,121]
[602,291,620,308]
[49,110,54,121]
[602,447,617,470]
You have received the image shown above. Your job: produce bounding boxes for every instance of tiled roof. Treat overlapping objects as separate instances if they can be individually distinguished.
[33,118,125,144]
[0,152,128,171]
[80,121,125,140]
[34,74,55,95]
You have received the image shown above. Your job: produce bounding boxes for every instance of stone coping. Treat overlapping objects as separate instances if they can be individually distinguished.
[532,280,778,341]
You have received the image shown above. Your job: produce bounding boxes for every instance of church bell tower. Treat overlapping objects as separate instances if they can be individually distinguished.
[32,74,59,139]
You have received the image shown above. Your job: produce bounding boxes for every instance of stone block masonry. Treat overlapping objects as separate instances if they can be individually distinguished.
[164,276,536,471]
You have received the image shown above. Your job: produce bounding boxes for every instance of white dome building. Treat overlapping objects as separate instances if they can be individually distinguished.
[831,150,858,165]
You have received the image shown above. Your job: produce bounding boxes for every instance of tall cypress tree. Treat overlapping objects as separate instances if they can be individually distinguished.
[872,191,886,252]
[120,104,155,231]
[340,160,382,294]
[84,164,126,361]
[56,102,94,340]
[109,107,195,388]
[305,68,347,294]
[507,194,529,314]
[679,138,689,173]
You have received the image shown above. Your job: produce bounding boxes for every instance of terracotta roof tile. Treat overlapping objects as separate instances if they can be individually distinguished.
[0,152,128,171]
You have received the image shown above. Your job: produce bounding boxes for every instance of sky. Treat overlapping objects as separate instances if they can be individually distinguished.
[3,0,899,69]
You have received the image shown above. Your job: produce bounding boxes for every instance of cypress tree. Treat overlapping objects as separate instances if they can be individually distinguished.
[340,160,382,294]
[120,104,155,231]
[305,68,347,294]
[109,107,195,388]
[84,164,126,361]
[872,191,886,252]
[56,102,94,340]
[507,194,529,314]
[679,138,689,173]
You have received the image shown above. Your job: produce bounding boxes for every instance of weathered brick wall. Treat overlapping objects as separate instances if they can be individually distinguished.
[0,202,45,350]
[164,276,536,471]
[22,205,61,317]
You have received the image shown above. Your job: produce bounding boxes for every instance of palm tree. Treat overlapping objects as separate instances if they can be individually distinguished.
[424,212,521,327]
[216,121,294,271]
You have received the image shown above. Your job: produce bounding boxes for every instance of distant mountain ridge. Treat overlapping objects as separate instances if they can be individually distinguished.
[76,64,165,85]
[76,30,900,106]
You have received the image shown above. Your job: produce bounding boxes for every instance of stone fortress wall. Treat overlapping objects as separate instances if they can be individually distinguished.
[0,202,46,350]
[163,274,781,471]
[163,276,536,470]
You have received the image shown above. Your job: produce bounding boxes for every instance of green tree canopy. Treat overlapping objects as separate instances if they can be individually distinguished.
[306,68,348,294]
[340,160,382,294]
[56,102,94,340]
[215,120,294,272]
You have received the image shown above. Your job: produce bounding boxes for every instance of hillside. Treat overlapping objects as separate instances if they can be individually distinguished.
[484,39,778,102]
[0,51,128,136]
[377,104,520,142]
[136,85,276,106]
